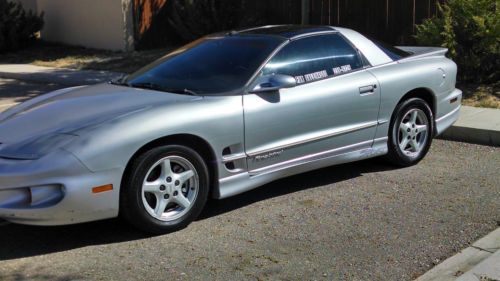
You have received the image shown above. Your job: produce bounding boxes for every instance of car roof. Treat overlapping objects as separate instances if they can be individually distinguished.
[208,25,393,67]
[233,25,336,39]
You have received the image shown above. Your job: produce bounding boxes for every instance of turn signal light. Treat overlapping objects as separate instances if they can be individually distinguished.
[92,184,113,194]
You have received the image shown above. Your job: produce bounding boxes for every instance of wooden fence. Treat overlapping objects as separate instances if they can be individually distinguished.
[133,0,445,49]
[308,0,444,44]
[245,0,303,25]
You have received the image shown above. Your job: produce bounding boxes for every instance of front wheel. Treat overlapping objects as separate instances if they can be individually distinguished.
[386,98,434,167]
[121,145,209,234]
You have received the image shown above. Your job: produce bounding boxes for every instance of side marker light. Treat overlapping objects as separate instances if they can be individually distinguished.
[92,184,113,194]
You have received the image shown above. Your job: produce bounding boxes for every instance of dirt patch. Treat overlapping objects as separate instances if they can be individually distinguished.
[460,83,500,109]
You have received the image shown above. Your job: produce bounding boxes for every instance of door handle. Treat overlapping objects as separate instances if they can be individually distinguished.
[359,84,377,95]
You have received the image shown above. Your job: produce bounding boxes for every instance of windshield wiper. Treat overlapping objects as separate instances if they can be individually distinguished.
[110,75,130,87]
[181,88,200,96]
[129,82,200,96]
[136,83,200,97]
[162,88,200,96]
[129,82,165,91]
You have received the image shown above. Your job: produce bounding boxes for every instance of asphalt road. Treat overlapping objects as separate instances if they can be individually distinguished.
[0,79,499,281]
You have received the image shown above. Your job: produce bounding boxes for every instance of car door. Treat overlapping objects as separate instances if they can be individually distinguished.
[243,33,381,172]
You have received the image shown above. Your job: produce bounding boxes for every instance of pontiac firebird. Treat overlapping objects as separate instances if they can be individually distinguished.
[0,26,461,233]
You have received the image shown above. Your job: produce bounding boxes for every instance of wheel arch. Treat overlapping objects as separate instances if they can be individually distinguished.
[392,87,437,135]
[398,88,436,115]
[120,134,219,200]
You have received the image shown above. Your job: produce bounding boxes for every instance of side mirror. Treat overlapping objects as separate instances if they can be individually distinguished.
[250,74,297,93]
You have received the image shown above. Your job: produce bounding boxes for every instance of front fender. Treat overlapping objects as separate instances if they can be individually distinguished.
[64,95,244,181]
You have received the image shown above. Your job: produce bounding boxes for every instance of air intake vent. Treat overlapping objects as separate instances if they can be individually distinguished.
[221,144,246,172]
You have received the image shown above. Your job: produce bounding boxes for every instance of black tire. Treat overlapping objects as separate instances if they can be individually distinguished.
[120,145,209,234]
[386,97,434,167]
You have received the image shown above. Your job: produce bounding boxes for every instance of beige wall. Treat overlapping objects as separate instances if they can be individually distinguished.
[16,0,131,51]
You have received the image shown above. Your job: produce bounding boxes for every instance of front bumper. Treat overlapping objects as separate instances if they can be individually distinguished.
[0,149,123,225]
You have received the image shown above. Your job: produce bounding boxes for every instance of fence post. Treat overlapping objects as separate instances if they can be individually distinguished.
[301,0,310,24]
[122,0,135,51]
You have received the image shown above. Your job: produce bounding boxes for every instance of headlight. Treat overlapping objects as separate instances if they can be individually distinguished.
[0,133,78,160]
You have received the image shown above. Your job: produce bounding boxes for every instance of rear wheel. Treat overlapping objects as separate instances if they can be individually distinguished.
[121,145,209,234]
[386,98,434,166]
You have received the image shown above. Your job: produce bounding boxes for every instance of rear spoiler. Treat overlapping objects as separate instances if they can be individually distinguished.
[395,46,448,61]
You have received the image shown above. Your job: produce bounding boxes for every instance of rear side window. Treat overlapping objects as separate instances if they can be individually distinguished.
[262,33,363,84]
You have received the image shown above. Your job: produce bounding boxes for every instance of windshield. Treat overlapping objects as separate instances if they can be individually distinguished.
[124,35,284,95]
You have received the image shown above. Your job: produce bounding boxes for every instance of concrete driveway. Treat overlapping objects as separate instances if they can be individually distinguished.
[0,78,64,112]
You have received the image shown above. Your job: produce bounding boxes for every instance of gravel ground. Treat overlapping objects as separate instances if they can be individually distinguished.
[0,140,498,281]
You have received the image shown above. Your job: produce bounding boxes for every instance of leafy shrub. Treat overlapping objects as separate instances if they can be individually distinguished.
[166,0,260,42]
[0,0,44,53]
[415,0,499,83]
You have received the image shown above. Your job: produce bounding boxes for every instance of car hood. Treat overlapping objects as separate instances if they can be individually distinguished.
[0,83,198,145]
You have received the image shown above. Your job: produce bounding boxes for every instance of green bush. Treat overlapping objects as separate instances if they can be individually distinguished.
[0,0,44,53]
[166,0,260,42]
[415,0,499,84]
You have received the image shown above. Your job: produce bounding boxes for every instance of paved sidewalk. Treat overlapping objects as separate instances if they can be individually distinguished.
[416,228,500,281]
[440,106,500,146]
[0,64,123,86]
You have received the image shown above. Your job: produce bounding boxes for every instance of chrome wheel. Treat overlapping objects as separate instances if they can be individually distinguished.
[398,108,429,157]
[142,156,199,221]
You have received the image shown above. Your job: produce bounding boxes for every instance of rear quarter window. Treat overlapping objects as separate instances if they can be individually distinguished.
[371,39,412,61]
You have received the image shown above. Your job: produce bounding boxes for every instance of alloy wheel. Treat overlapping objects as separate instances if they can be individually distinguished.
[398,108,429,157]
[141,156,199,221]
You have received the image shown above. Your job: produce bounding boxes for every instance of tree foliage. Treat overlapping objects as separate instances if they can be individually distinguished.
[0,0,44,53]
[415,0,499,83]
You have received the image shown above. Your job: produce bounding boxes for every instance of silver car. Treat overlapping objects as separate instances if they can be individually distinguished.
[0,25,461,233]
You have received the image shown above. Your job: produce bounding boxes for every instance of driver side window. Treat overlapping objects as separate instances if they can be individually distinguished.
[262,33,363,84]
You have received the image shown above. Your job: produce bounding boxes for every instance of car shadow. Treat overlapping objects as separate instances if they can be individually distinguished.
[199,158,396,220]
[0,158,398,261]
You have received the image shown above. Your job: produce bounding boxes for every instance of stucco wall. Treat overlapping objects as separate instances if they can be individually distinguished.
[16,0,130,51]
[38,0,126,50]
